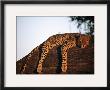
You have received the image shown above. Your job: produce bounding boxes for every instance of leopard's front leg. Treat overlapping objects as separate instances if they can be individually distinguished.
[61,39,76,73]
[61,45,67,73]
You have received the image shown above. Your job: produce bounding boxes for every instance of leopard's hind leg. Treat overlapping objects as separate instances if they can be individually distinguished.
[37,42,50,73]
[37,41,55,74]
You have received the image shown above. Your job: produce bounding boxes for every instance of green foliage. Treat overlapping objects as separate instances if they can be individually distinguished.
[69,16,94,35]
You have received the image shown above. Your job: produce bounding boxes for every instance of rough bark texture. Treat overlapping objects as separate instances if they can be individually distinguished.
[16,34,94,74]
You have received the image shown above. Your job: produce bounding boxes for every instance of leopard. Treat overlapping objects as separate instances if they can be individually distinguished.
[80,35,92,48]
[37,33,92,74]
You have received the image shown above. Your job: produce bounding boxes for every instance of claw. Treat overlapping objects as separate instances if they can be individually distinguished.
[37,64,42,73]
[61,63,67,72]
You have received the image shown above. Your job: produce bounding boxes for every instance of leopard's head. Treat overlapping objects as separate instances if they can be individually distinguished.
[79,35,91,48]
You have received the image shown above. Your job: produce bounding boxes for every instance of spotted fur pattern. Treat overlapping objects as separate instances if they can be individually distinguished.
[80,35,91,48]
[37,33,81,73]
[20,33,92,74]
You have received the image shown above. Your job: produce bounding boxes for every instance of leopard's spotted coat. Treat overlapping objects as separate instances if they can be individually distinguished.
[37,33,91,73]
